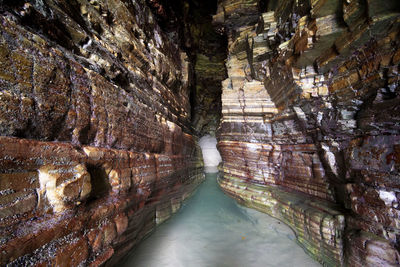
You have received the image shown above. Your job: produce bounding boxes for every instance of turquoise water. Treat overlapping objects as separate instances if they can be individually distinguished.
[120,171,320,267]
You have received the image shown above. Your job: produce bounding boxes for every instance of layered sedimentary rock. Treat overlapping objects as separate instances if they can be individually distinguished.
[215,0,400,266]
[0,0,203,265]
[145,0,227,137]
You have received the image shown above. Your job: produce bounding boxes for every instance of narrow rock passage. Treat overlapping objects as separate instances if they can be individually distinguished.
[120,172,320,267]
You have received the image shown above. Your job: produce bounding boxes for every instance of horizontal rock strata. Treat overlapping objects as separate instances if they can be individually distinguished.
[0,137,203,266]
[0,0,203,265]
[218,174,344,266]
[215,0,400,266]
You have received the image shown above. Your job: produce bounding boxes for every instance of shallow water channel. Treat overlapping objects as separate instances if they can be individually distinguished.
[121,171,320,267]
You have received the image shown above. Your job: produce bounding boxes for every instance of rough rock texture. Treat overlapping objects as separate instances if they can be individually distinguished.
[215,0,400,266]
[143,0,227,137]
[152,0,227,137]
[0,0,203,265]
[189,2,227,137]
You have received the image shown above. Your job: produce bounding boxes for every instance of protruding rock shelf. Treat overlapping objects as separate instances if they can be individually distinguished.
[215,0,400,266]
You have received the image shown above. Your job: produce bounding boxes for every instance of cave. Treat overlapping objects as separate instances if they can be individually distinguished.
[0,0,399,266]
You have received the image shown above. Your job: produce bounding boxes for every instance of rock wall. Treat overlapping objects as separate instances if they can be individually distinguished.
[144,0,227,137]
[215,0,400,266]
[0,0,203,265]
[189,2,227,137]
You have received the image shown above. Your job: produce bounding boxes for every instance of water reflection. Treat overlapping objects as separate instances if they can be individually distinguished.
[120,172,320,267]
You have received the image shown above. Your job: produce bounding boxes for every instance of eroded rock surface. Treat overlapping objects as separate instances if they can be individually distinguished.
[215,0,400,266]
[0,0,203,265]
[1,0,400,266]
[144,0,227,137]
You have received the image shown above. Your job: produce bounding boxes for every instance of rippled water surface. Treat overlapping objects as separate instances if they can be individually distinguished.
[121,171,320,267]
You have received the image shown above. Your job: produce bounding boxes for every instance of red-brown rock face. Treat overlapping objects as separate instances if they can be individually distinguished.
[0,0,203,265]
[1,0,400,266]
[215,0,400,266]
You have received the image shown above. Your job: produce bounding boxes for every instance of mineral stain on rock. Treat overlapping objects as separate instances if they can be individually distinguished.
[0,0,399,266]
